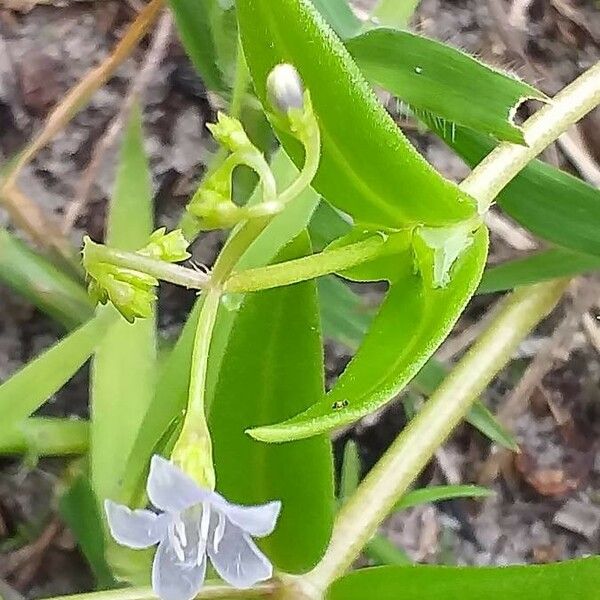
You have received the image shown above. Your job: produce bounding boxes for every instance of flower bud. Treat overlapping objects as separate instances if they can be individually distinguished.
[266,63,304,114]
[207,112,252,153]
[140,228,191,263]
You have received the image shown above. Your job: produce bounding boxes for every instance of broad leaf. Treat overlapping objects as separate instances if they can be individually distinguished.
[249,227,488,441]
[436,126,600,257]
[0,229,92,330]
[0,313,111,429]
[327,558,600,600]
[348,29,545,143]
[237,0,477,228]
[210,234,334,573]
[479,248,600,294]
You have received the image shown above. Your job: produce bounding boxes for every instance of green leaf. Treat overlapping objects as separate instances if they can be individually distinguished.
[118,148,320,505]
[318,276,373,351]
[347,29,546,144]
[413,360,518,450]
[311,204,515,449]
[395,484,492,511]
[309,201,353,251]
[0,229,92,329]
[90,108,156,583]
[249,227,488,442]
[210,233,334,573]
[479,248,600,294]
[365,536,412,566]
[168,0,227,91]
[0,314,111,429]
[59,470,115,587]
[436,126,600,257]
[311,0,361,39]
[237,0,476,228]
[0,417,88,456]
[339,439,361,503]
[91,107,156,504]
[327,558,600,600]
[326,228,413,283]
[371,0,422,29]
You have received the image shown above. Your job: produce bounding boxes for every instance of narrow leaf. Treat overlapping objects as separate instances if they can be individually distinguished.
[395,485,492,512]
[1,418,88,456]
[0,314,111,429]
[59,471,115,587]
[327,558,600,600]
[237,0,476,228]
[89,108,157,584]
[250,228,488,442]
[339,439,361,503]
[479,248,600,294]
[365,536,412,566]
[311,0,361,39]
[318,276,373,351]
[168,0,226,91]
[210,234,334,573]
[371,0,422,29]
[0,229,92,330]
[348,29,546,144]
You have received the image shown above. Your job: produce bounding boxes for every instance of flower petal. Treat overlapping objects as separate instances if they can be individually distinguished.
[207,515,273,589]
[152,539,207,600]
[147,455,214,512]
[222,501,281,537]
[104,500,168,549]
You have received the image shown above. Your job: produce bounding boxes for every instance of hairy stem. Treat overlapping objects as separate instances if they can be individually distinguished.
[224,234,400,293]
[306,61,600,591]
[463,60,600,212]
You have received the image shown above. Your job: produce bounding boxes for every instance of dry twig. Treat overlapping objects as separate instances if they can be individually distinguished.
[0,0,163,259]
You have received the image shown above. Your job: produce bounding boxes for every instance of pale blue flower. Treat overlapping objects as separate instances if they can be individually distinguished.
[105,455,281,600]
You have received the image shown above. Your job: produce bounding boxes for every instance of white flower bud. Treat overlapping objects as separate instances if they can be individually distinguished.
[266,63,305,113]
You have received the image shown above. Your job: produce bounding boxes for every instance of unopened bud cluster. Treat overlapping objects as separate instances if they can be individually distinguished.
[83,229,190,322]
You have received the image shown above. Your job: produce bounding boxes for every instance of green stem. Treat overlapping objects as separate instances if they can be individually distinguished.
[86,243,209,290]
[186,287,222,422]
[277,124,321,207]
[41,582,274,600]
[224,235,392,293]
[179,38,251,242]
[463,60,600,212]
[307,279,568,590]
